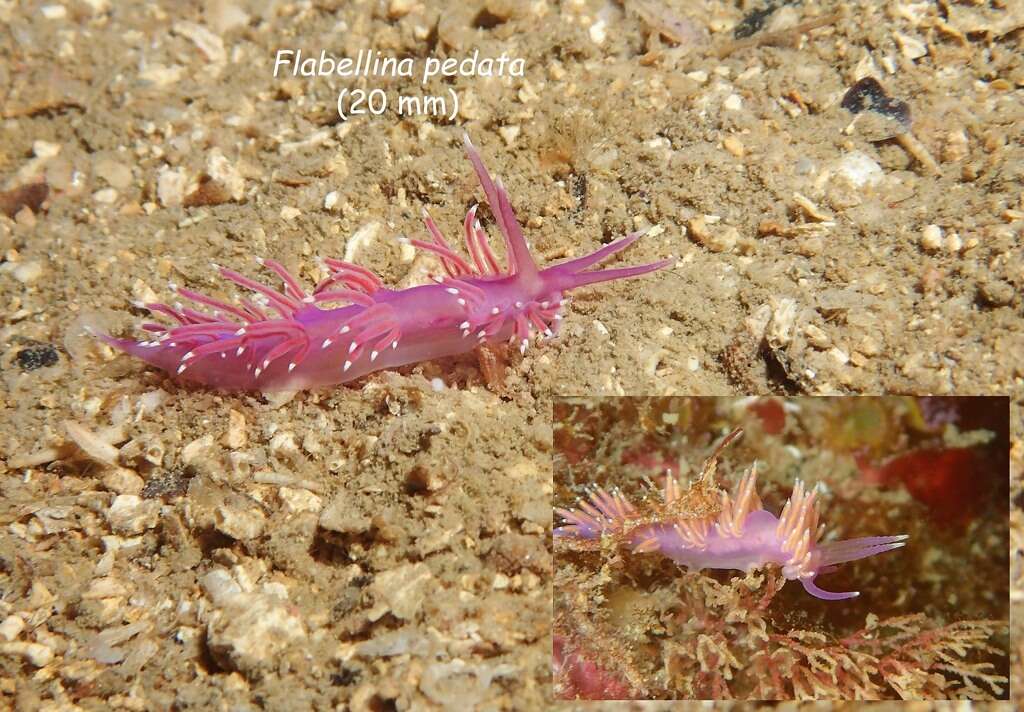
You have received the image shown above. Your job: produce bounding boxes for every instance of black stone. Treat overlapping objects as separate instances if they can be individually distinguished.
[16,344,59,371]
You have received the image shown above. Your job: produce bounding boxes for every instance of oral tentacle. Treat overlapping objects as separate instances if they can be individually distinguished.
[801,577,860,601]
[554,230,647,274]
[560,258,676,290]
[817,535,909,566]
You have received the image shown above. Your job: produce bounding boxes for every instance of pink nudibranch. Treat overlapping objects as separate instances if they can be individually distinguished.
[555,463,908,601]
[94,134,672,391]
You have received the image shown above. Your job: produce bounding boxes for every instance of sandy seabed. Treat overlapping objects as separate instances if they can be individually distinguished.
[1,0,1021,709]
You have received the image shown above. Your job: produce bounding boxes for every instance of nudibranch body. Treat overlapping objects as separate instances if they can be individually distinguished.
[555,439,908,601]
[95,135,672,391]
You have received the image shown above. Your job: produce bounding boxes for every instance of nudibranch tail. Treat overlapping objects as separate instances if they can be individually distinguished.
[816,534,910,567]
[544,228,675,291]
[556,432,908,602]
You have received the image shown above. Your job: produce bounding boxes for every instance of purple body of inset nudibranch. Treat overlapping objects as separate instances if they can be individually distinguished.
[95,135,672,391]
[555,459,908,601]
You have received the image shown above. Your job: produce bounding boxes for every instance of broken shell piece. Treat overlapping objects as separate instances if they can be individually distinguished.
[893,31,928,60]
[64,420,120,466]
[832,151,884,189]
[205,592,306,675]
[143,440,165,467]
[840,77,939,175]
[369,563,435,621]
[81,576,129,600]
[688,216,737,252]
[101,468,145,496]
[215,502,266,540]
[841,77,911,133]
[182,434,214,464]
[224,409,247,449]
[792,192,833,222]
[106,495,160,535]
[766,298,798,348]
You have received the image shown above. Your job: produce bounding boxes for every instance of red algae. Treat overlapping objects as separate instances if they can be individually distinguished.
[857,448,986,530]
[746,397,786,435]
[553,636,635,700]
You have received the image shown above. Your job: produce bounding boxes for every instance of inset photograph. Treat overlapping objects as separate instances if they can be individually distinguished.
[553,397,1009,700]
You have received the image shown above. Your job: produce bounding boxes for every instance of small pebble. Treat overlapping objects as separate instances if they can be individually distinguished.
[95,158,133,190]
[278,487,322,514]
[834,151,883,188]
[106,495,160,534]
[894,31,928,60]
[797,237,823,257]
[215,503,266,540]
[0,616,25,642]
[157,167,186,207]
[978,279,1014,307]
[920,224,942,251]
[102,468,144,496]
[829,347,850,366]
[206,0,250,33]
[943,129,969,162]
[11,261,44,284]
[387,0,415,19]
[1,641,54,667]
[93,188,118,204]
[803,324,831,349]
[33,141,61,159]
[723,136,745,157]
[41,5,67,19]
[498,125,520,147]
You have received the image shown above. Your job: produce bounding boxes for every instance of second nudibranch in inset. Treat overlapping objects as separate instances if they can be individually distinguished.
[555,435,908,601]
[95,135,673,391]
